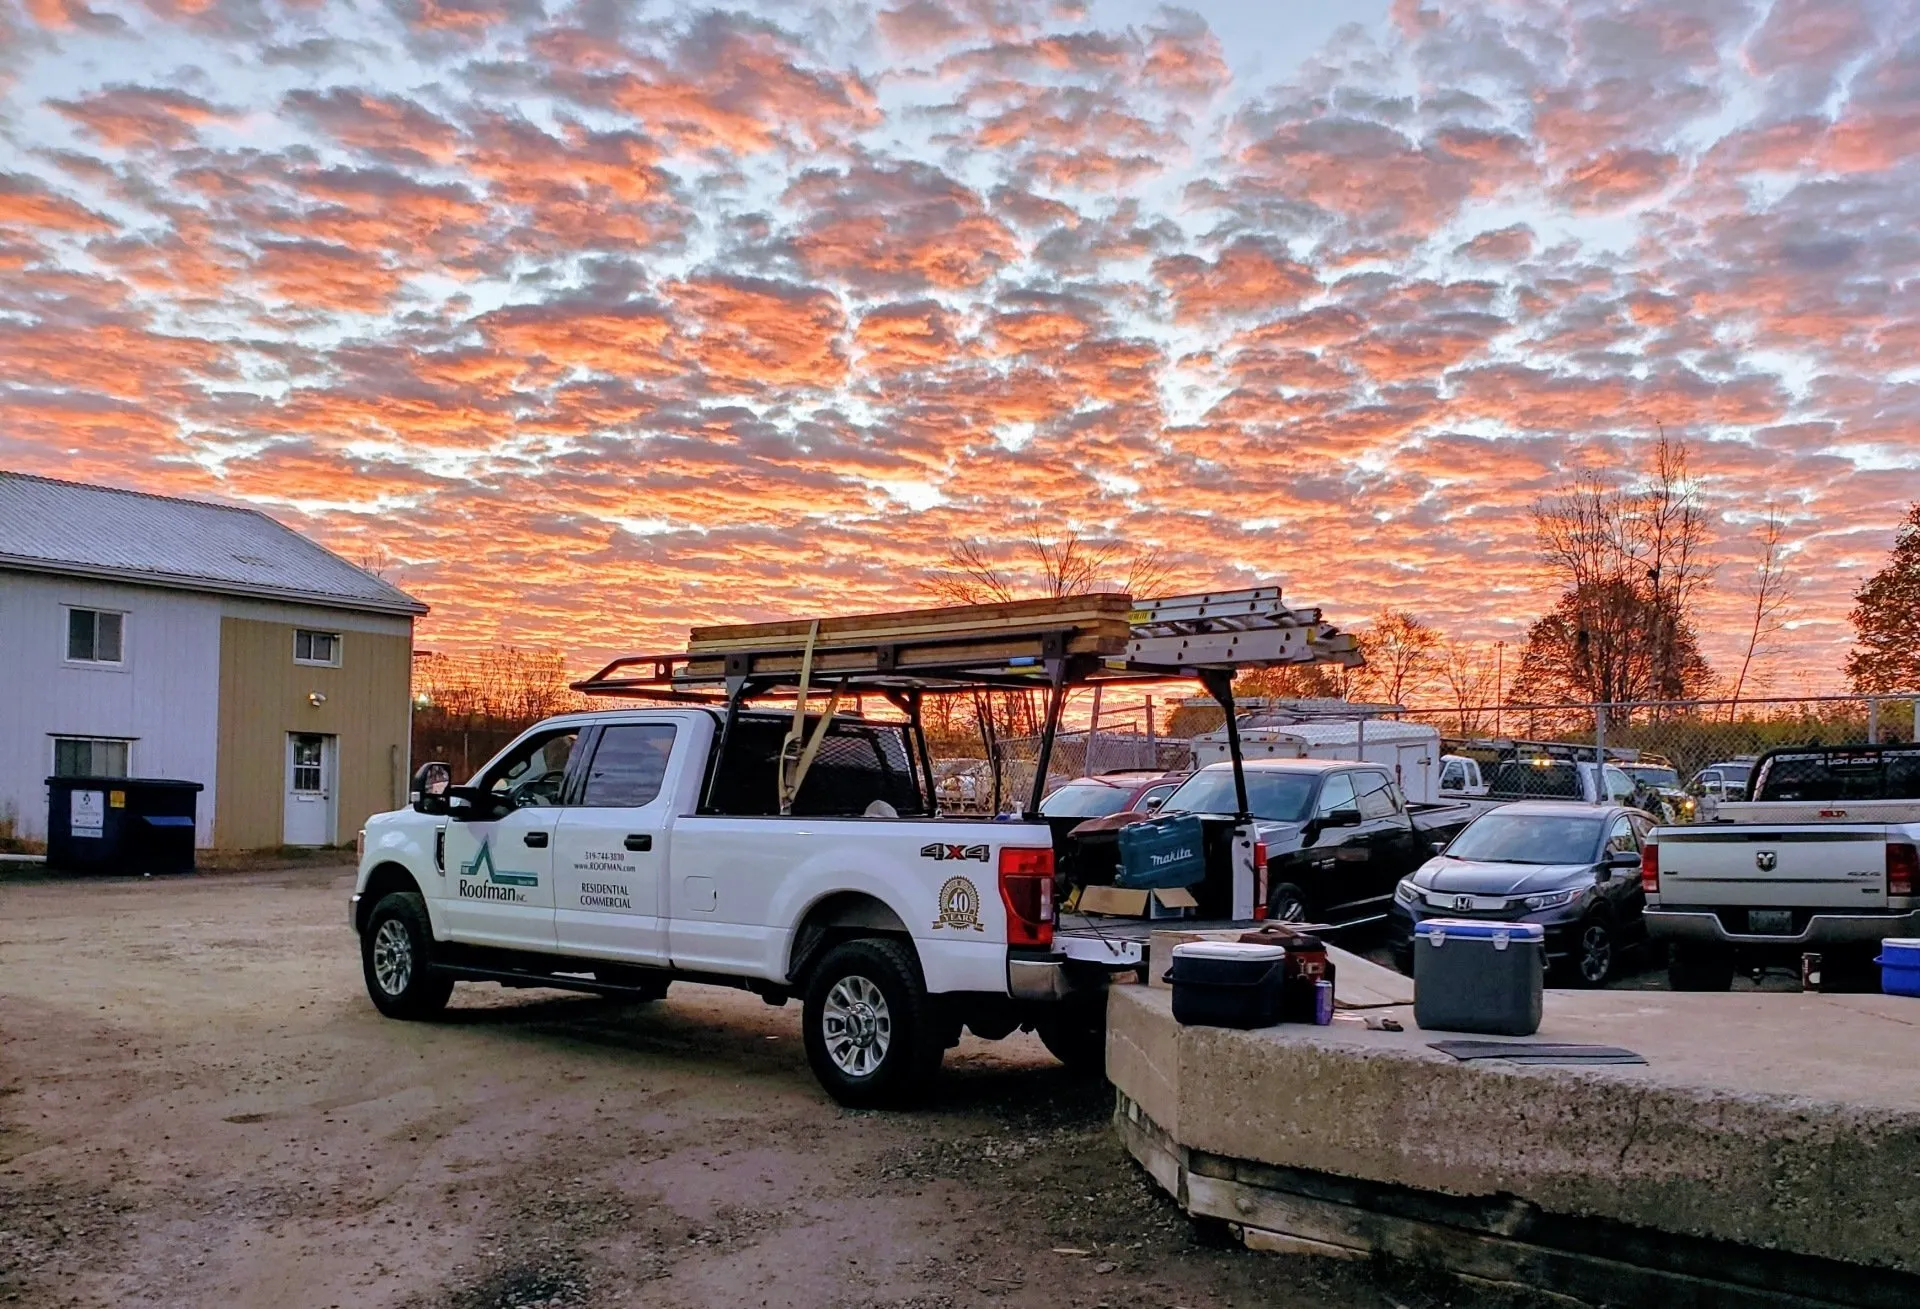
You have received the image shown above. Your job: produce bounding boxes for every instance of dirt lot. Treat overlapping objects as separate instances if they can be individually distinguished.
[0,867,1552,1309]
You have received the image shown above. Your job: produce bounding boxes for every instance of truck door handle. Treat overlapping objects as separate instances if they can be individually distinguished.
[624,834,652,852]
[523,831,549,848]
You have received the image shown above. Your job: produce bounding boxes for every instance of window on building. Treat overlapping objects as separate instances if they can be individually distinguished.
[52,737,131,778]
[66,608,124,663]
[295,630,342,666]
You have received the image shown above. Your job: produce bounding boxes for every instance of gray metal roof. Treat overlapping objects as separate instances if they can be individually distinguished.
[0,472,427,616]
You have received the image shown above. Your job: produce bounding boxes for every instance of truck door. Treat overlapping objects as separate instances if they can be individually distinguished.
[1348,769,1411,917]
[437,727,579,950]
[553,722,678,965]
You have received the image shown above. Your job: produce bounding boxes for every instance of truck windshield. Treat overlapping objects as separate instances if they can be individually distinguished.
[1446,813,1605,865]
[1627,766,1679,788]
[1040,781,1136,818]
[1753,749,1920,802]
[1161,769,1318,822]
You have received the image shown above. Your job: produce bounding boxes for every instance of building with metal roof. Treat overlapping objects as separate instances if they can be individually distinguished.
[1,472,427,854]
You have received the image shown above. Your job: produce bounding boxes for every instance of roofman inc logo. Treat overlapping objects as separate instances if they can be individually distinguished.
[457,840,536,903]
[932,876,985,932]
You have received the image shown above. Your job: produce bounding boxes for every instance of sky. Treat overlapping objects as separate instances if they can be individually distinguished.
[2,0,1918,697]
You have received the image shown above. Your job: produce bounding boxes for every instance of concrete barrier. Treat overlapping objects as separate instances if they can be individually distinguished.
[1108,984,1920,1307]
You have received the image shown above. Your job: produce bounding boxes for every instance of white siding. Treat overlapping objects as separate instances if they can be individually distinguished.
[0,570,222,845]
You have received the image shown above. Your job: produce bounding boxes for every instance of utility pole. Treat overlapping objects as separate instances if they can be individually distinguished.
[1494,640,1506,736]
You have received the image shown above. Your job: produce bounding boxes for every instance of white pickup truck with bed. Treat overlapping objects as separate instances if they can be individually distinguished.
[353,705,1107,1106]
[1646,745,1920,989]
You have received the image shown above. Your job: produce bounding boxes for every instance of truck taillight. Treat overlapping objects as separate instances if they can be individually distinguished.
[1252,841,1270,921]
[998,846,1055,948]
[1640,842,1659,895]
[356,828,366,862]
[1889,843,1918,898]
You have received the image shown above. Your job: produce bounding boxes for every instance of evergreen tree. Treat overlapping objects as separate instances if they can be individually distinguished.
[1847,503,1920,694]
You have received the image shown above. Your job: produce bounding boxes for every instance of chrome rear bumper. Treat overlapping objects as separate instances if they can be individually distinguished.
[1647,907,1920,947]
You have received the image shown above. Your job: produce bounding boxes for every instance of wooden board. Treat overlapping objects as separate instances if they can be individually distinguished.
[687,594,1134,654]
[680,627,1128,681]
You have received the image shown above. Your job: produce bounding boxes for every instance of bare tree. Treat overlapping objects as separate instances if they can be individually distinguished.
[925,524,1172,607]
[1438,637,1500,734]
[1727,504,1797,716]
[1522,431,1717,707]
[1357,609,1441,706]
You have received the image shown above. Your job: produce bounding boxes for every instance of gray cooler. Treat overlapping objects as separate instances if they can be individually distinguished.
[1413,919,1544,1037]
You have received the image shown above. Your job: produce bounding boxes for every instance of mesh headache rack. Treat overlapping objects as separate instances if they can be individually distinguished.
[574,589,1362,816]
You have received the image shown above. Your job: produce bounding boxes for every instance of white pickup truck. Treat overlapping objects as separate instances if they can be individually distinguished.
[1646,745,1920,989]
[351,706,1123,1106]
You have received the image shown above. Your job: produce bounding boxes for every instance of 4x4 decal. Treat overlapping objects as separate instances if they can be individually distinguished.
[920,842,989,863]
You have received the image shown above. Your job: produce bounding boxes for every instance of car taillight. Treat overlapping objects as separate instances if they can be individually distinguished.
[1889,843,1918,898]
[1640,842,1660,895]
[998,846,1055,947]
[1252,841,1270,921]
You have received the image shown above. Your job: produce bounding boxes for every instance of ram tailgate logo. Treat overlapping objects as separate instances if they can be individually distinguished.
[920,842,989,863]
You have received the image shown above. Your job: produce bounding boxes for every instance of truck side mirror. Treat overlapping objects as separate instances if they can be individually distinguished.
[411,762,451,815]
[1431,840,1447,855]
[1323,807,1363,828]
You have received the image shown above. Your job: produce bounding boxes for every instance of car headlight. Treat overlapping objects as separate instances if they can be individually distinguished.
[1394,880,1419,905]
[1522,888,1580,911]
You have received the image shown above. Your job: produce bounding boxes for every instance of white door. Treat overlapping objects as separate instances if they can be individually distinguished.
[284,733,335,846]
[434,727,578,950]
[553,722,680,965]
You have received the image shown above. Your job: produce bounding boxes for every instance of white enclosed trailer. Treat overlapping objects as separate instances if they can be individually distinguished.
[1191,719,1443,804]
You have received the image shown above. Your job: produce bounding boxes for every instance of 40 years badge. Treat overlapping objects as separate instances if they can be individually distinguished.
[932,876,985,931]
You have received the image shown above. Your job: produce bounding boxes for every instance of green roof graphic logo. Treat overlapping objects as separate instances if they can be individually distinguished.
[461,839,539,887]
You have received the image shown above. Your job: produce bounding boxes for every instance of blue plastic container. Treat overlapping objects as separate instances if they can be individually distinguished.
[1874,939,1920,998]
[1116,813,1207,890]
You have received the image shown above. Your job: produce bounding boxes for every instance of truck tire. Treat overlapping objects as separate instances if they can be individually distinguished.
[1035,994,1108,1077]
[802,938,944,1108]
[1667,943,1734,992]
[1267,882,1309,924]
[362,892,454,1019]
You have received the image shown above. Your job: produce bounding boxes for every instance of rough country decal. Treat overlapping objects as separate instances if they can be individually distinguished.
[932,876,984,932]
[456,839,536,903]
[919,842,989,863]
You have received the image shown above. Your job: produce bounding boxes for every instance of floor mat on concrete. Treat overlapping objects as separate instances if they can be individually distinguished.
[1428,1040,1648,1065]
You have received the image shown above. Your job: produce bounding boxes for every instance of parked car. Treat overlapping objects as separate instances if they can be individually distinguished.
[1619,760,1691,823]
[1439,754,1488,797]
[1038,770,1188,819]
[1155,758,1478,927]
[1648,744,1920,990]
[1388,802,1655,986]
[1485,757,1638,806]
[1689,759,1756,803]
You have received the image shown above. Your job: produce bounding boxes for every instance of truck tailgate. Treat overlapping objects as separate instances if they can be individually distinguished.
[1656,826,1889,908]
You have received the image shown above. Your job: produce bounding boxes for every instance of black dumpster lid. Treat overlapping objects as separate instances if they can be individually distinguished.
[43,776,205,791]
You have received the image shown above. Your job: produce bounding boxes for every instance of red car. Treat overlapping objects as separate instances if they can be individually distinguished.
[1038,770,1189,819]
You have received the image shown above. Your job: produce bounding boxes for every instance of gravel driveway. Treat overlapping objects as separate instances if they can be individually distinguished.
[0,867,1546,1309]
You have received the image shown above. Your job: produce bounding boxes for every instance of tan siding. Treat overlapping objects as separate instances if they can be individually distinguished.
[215,619,413,848]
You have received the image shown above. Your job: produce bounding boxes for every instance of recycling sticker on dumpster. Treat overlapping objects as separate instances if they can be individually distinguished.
[71,790,105,837]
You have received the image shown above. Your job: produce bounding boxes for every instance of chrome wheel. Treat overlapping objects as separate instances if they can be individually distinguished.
[1271,890,1307,923]
[1578,923,1613,984]
[372,918,414,996]
[821,974,892,1078]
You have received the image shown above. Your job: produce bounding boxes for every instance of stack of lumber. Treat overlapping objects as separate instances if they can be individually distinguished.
[683,595,1133,680]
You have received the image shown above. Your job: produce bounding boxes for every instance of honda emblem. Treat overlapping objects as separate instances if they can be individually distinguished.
[1454,895,1474,911]
[1756,850,1778,871]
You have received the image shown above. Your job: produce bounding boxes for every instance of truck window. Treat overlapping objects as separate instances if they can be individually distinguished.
[1317,772,1357,816]
[1487,761,1581,799]
[581,724,677,807]
[1354,771,1397,820]
[1753,748,1920,802]
[485,729,580,807]
[704,716,926,818]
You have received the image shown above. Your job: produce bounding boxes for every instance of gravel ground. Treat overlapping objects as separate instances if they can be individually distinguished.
[0,867,1557,1309]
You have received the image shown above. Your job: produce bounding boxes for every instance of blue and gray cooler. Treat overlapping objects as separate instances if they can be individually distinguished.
[1413,918,1545,1037]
